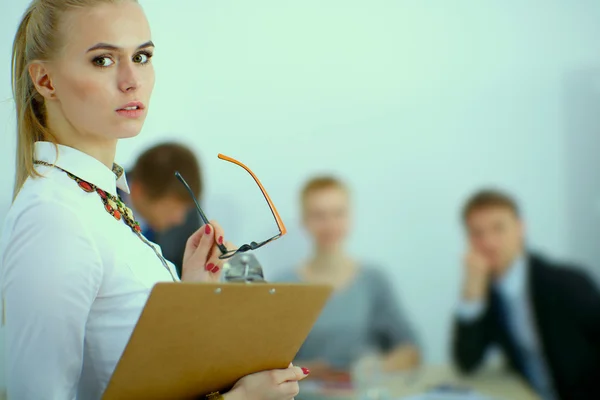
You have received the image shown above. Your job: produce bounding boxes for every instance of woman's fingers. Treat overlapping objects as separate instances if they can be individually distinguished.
[184,226,203,252]
[204,240,234,274]
[189,223,214,266]
[203,220,226,273]
[210,220,226,249]
[278,381,300,398]
[231,366,309,400]
[182,220,234,282]
[273,366,310,384]
[182,226,204,268]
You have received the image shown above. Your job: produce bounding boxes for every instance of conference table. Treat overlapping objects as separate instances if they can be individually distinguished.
[0,366,538,400]
[297,364,540,400]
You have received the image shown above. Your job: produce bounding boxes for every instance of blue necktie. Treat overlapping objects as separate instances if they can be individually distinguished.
[493,289,556,399]
[491,288,532,381]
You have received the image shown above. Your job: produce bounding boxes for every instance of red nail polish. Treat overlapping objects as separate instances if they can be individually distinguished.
[301,367,310,375]
[204,225,211,235]
[218,236,224,245]
[205,263,214,271]
[211,265,220,274]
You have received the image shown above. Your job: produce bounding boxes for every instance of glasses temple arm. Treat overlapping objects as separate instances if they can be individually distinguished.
[217,154,287,235]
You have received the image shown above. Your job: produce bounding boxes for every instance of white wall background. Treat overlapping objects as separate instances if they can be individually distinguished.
[1,0,600,388]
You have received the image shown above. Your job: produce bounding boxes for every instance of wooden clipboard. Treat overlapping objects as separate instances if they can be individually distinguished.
[102,282,332,400]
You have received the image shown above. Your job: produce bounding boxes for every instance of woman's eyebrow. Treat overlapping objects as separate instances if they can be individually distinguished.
[86,40,154,53]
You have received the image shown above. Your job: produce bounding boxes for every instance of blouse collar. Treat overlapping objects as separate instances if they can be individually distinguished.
[34,141,130,195]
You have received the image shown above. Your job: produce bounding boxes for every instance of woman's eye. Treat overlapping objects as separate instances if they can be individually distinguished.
[133,52,152,64]
[93,56,115,68]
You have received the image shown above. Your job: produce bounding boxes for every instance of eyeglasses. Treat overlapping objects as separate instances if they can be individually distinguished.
[175,153,287,260]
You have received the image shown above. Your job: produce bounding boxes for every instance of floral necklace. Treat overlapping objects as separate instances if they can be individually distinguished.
[34,160,178,281]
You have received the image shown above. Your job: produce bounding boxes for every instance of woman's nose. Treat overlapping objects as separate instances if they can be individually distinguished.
[118,63,141,93]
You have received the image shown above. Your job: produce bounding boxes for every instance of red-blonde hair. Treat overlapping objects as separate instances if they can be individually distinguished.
[300,176,348,208]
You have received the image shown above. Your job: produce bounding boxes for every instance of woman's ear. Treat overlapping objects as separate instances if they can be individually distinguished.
[28,61,56,100]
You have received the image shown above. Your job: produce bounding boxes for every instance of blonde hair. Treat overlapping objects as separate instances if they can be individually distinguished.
[11,0,134,199]
[300,175,348,209]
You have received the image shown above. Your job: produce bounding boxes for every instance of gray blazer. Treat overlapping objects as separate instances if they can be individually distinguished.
[275,266,419,369]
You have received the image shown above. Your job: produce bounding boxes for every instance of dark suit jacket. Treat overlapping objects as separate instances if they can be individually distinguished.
[154,208,200,278]
[452,253,600,400]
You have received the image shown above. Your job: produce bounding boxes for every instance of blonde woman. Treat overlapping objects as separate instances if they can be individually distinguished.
[1,1,308,399]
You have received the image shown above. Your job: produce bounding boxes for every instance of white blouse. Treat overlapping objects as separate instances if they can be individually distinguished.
[0,142,180,400]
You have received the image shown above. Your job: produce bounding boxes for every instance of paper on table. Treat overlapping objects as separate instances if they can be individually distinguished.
[400,392,498,400]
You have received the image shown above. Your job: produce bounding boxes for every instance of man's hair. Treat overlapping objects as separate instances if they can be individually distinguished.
[130,142,202,201]
[462,189,520,222]
[300,176,347,206]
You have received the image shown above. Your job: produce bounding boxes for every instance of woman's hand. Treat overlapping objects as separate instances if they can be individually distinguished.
[382,344,420,371]
[225,365,310,400]
[296,361,349,382]
[181,220,232,282]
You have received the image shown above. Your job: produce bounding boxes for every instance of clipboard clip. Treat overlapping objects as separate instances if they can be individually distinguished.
[222,253,266,283]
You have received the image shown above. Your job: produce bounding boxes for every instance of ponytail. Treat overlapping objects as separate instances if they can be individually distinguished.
[11,5,53,200]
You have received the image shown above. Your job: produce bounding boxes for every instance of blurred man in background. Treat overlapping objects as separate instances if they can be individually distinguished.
[120,142,202,277]
[452,189,600,400]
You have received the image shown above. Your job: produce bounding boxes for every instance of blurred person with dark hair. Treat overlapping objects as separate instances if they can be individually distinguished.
[277,176,420,380]
[119,142,201,277]
[452,189,600,400]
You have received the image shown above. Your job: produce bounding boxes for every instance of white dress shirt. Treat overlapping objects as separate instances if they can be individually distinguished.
[0,142,180,400]
[457,256,556,400]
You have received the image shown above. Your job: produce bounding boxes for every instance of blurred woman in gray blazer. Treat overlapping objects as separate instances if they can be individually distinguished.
[277,176,421,380]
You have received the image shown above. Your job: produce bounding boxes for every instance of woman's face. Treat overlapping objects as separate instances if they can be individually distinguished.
[303,187,351,251]
[46,1,154,140]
